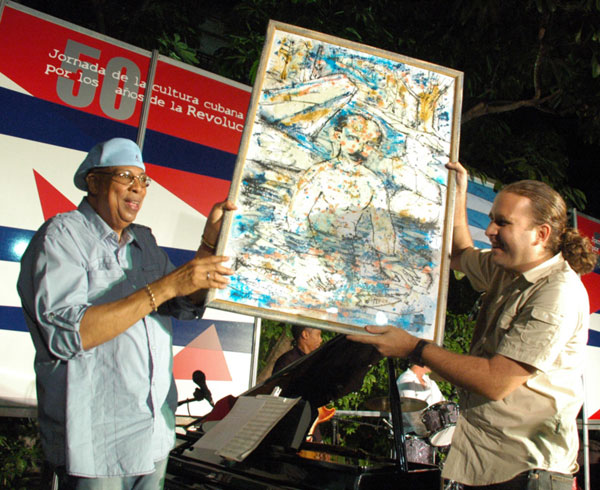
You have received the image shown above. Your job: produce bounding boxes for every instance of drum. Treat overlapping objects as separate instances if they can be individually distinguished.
[404,435,435,465]
[421,401,458,447]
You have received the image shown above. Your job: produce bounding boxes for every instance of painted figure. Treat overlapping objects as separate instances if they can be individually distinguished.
[287,113,395,256]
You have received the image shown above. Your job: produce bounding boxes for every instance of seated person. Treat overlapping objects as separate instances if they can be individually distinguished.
[397,364,445,435]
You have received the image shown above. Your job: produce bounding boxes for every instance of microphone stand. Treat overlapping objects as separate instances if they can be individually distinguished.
[177,387,215,407]
[387,357,408,472]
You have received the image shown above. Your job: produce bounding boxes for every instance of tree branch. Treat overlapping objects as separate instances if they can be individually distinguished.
[533,13,549,99]
[462,90,561,124]
[462,11,561,125]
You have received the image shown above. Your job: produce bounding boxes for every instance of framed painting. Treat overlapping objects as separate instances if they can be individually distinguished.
[207,21,463,342]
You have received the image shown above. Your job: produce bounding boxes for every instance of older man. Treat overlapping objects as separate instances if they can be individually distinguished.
[18,138,234,489]
[349,161,596,489]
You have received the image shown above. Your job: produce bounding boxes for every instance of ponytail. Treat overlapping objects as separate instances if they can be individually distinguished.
[559,228,596,275]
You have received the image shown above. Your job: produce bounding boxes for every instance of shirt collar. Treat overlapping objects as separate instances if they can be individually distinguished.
[78,198,136,246]
[521,253,564,284]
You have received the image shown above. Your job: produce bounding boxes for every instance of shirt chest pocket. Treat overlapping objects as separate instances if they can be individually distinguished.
[519,307,563,348]
[498,306,563,349]
[140,263,162,284]
[87,257,126,302]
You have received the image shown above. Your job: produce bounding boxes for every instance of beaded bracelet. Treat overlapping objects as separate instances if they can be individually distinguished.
[145,284,158,312]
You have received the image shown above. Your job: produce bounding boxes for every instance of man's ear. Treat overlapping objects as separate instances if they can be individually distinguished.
[86,173,99,195]
[536,223,552,246]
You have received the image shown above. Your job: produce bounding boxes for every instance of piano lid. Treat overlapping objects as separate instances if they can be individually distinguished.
[244,334,382,410]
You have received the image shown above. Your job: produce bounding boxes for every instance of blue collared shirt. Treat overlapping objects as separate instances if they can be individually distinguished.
[17,199,202,477]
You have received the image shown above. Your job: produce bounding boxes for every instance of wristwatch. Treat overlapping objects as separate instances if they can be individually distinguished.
[407,339,430,366]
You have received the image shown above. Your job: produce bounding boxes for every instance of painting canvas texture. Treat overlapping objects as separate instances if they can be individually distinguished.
[209,21,463,339]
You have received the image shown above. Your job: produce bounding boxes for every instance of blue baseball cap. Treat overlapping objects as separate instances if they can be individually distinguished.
[74,138,145,191]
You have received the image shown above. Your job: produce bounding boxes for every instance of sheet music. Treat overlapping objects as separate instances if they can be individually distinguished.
[193,395,301,462]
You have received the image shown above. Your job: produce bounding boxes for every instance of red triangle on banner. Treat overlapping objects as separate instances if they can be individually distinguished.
[173,325,232,381]
[173,348,232,381]
[590,408,600,420]
[145,163,231,217]
[33,170,77,221]
[582,272,600,315]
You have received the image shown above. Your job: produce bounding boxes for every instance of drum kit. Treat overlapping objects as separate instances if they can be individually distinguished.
[365,397,459,467]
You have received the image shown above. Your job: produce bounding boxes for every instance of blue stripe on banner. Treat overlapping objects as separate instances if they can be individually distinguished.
[162,246,195,267]
[0,226,35,262]
[142,130,237,181]
[215,321,255,353]
[0,225,197,265]
[0,305,253,353]
[473,240,490,250]
[467,208,490,231]
[172,318,254,353]
[589,328,600,348]
[468,179,497,202]
[0,87,136,153]
[0,87,237,180]
[0,306,27,332]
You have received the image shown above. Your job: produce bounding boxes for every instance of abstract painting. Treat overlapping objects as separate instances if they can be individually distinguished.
[207,21,463,341]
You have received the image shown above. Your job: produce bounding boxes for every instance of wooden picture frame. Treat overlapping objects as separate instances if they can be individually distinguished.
[207,20,463,342]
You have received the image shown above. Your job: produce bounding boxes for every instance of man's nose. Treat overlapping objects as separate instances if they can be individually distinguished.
[129,176,145,192]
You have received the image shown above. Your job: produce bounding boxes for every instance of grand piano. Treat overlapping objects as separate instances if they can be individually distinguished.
[165,335,442,489]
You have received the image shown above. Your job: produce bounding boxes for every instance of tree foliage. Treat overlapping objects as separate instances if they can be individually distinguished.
[19,0,600,213]
[0,418,42,489]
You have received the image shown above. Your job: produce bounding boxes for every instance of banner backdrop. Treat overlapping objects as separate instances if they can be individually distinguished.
[465,178,495,250]
[0,1,254,416]
[574,211,600,421]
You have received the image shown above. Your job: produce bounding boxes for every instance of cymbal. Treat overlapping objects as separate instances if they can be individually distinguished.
[365,396,427,413]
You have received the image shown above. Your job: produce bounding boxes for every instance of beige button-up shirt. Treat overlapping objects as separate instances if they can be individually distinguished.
[442,248,589,486]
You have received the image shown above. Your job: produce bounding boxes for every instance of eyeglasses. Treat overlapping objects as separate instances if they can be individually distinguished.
[93,170,152,188]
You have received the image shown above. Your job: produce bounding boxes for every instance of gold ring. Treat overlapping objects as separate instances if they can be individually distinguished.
[207,272,211,280]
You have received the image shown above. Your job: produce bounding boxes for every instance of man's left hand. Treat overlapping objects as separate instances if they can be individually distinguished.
[202,200,237,246]
[347,325,419,358]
